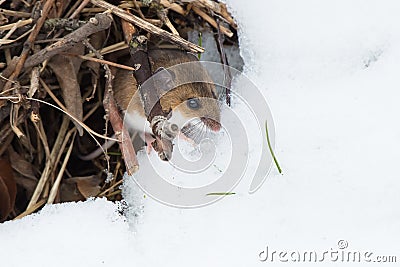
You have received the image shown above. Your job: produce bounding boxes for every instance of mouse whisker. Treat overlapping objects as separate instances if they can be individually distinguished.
[186,123,203,143]
[193,123,209,144]
[181,120,202,135]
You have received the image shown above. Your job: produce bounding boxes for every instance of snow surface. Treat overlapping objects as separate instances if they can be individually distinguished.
[2,1,400,266]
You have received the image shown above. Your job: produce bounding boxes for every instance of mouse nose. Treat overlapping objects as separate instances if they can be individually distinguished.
[201,117,221,132]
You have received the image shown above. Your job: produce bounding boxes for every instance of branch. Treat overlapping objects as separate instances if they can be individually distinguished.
[2,0,56,93]
[24,13,113,68]
[90,0,205,53]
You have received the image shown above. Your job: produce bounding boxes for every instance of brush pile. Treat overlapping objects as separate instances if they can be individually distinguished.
[0,0,239,222]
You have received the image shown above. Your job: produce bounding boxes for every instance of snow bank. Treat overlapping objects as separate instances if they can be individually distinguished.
[0,199,138,267]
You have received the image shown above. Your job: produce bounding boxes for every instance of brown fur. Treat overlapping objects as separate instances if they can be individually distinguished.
[113,49,220,125]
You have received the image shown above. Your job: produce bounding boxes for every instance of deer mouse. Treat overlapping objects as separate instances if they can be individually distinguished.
[80,49,221,160]
[114,49,221,143]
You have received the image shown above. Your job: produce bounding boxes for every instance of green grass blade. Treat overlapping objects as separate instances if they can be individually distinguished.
[265,121,282,174]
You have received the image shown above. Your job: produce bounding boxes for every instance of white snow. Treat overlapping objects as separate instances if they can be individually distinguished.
[2,1,400,266]
[0,199,140,267]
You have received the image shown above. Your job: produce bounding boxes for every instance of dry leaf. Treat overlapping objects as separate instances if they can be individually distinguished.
[7,147,38,199]
[60,183,85,202]
[65,175,103,198]
[48,44,85,135]
[8,147,37,180]
[0,158,17,222]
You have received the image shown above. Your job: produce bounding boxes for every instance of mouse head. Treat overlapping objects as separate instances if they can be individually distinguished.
[148,51,222,139]
[160,82,221,135]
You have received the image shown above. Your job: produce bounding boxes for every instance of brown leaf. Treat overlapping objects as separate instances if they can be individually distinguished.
[7,147,37,199]
[65,175,103,198]
[48,44,85,135]
[13,172,37,200]
[8,147,37,180]
[60,183,85,202]
[0,158,17,222]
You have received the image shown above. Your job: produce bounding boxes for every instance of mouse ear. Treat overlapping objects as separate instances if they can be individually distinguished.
[153,67,175,92]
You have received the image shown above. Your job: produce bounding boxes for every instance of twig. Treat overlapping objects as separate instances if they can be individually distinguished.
[0,27,33,45]
[33,119,51,160]
[81,7,106,13]
[0,109,24,146]
[159,0,185,15]
[84,41,128,57]
[1,19,27,40]
[63,0,83,18]
[4,48,11,64]
[156,8,179,36]
[62,53,136,71]
[97,179,123,197]
[26,115,69,210]
[90,0,204,53]
[132,0,145,19]
[2,0,56,94]
[192,6,233,37]
[9,103,24,138]
[68,0,91,19]
[28,66,39,97]
[13,199,46,220]
[219,3,237,29]
[194,0,237,29]
[214,18,232,106]
[0,18,32,31]
[24,12,113,68]
[47,131,76,204]
[41,18,86,32]
[0,8,31,18]
[34,38,63,44]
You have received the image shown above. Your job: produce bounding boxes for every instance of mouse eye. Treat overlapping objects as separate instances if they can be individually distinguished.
[187,98,201,110]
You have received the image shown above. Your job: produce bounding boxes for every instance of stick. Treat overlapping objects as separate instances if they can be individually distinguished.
[160,0,185,15]
[194,0,237,29]
[47,131,76,204]
[214,19,232,106]
[63,53,136,71]
[69,0,91,19]
[26,116,70,210]
[157,9,179,36]
[2,0,55,93]
[0,8,31,18]
[192,6,233,38]
[24,13,112,68]
[0,18,32,31]
[90,0,204,53]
